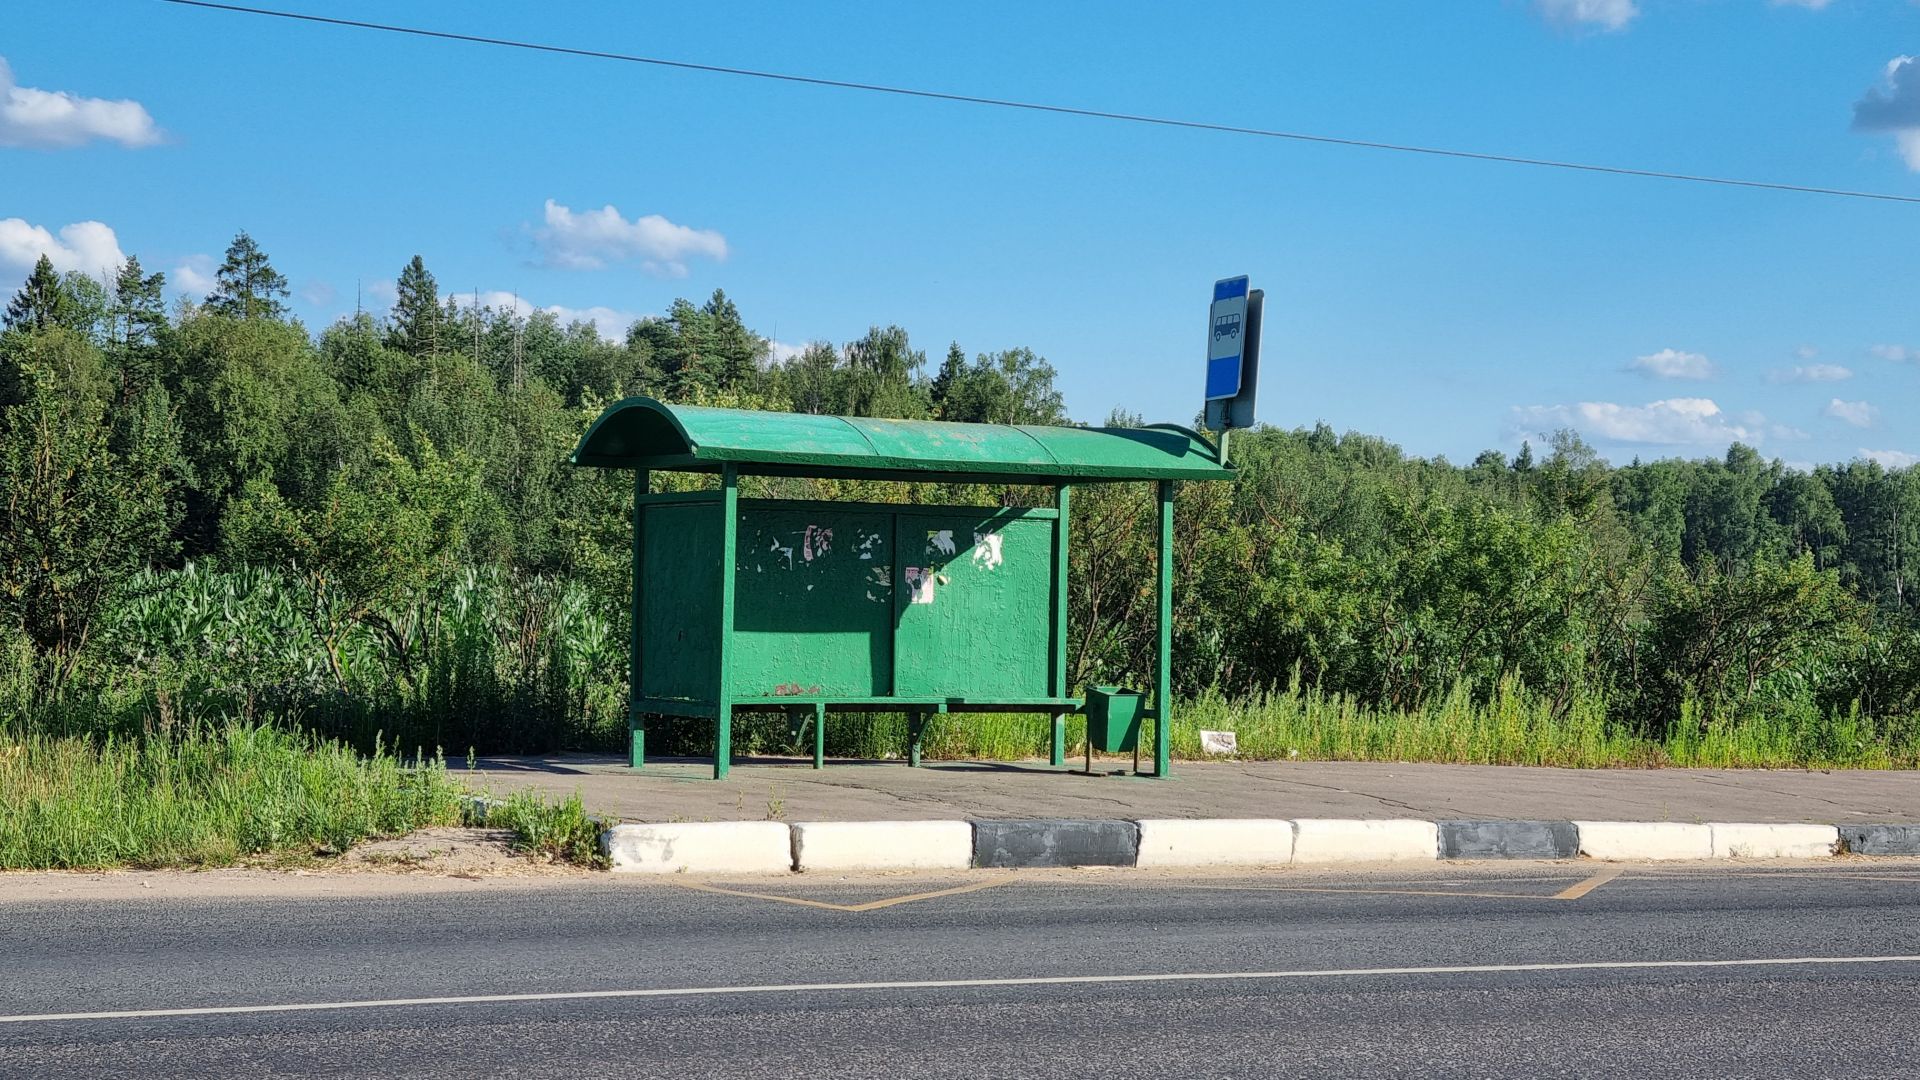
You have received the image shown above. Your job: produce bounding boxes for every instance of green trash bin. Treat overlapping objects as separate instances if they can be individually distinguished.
[1084,685,1143,754]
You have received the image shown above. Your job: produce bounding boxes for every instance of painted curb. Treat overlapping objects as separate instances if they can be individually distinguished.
[592,816,1920,875]
[602,821,792,874]
[1709,823,1840,859]
[792,820,973,872]
[1136,819,1296,868]
[1840,824,1920,856]
[1573,821,1712,861]
[973,819,1139,868]
[1292,819,1439,864]
[1438,820,1579,860]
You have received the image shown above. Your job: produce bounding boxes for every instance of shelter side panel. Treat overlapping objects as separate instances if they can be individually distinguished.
[893,512,1053,699]
[729,507,894,699]
[639,502,721,702]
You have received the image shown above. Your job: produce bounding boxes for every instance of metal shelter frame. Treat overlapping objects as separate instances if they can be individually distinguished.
[571,397,1233,779]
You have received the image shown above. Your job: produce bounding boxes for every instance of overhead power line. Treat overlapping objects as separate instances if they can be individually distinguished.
[159,0,1920,206]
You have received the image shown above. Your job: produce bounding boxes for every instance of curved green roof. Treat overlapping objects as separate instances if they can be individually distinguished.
[571,398,1232,483]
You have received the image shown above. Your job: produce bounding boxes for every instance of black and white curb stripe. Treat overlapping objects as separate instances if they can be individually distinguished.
[597,818,1918,874]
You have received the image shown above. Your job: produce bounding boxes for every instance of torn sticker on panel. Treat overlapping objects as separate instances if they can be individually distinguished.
[904,566,936,604]
[927,530,956,557]
[802,525,833,562]
[768,536,794,568]
[971,531,1004,570]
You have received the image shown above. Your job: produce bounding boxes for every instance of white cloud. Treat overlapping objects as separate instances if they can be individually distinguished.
[1853,56,1920,171]
[0,57,161,149]
[446,289,642,342]
[1512,397,1758,446]
[1826,398,1879,428]
[0,217,126,276]
[1771,0,1835,8]
[299,280,337,307]
[1769,363,1853,382]
[1628,347,1716,380]
[1860,448,1920,469]
[1794,344,1820,361]
[768,340,806,364]
[530,199,727,276]
[1871,343,1916,362]
[1533,0,1639,32]
[171,253,216,295]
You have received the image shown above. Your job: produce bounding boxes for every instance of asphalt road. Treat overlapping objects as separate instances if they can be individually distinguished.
[3,863,1918,1078]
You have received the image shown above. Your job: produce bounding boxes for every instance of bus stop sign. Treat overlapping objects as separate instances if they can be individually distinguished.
[1204,276,1262,434]
[1206,276,1249,401]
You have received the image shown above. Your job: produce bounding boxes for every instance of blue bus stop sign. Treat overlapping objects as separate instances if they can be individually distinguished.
[1206,276,1249,400]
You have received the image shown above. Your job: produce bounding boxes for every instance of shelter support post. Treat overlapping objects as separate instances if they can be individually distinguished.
[628,469,648,769]
[813,703,826,770]
[907,703,944,768]
[1050,484,1071,767]
[1153,479,1174,778]
[713,466,739,780]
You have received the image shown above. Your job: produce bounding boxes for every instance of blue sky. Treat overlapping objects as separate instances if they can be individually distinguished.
[5,1,1918,468]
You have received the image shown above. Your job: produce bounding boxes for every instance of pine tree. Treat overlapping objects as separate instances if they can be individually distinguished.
[702,289,765,391]
[205,230,289,320]
[4,255,71,332]
[930,341,966,418]
[110,256,169,394]
[388,255,442,358]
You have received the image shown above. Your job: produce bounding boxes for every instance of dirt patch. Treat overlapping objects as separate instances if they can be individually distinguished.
[337,827,593,877]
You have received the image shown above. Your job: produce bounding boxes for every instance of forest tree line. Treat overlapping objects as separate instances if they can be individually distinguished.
[2,231,1917,755]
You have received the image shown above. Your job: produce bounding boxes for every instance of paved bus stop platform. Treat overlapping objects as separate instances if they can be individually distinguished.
[462,756,1920,825]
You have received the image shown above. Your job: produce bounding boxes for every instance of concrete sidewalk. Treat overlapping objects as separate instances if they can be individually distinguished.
[463,755,1920,824]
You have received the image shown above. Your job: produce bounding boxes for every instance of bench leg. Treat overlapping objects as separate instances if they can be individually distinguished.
[813,703,826,769]
[907,711,923,768]
[1050,712,1066,767]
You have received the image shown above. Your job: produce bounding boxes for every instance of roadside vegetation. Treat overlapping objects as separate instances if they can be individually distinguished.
[0,723,613,871]
[5,233,1920,790]
[468,790,608,869]
[0,724,464,869]
[680,680,1920,771]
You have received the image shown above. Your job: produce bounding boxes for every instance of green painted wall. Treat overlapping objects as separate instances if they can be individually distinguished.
[731,506,895,698]
[892,509,1053,700]
[638,498,1058,704]
[639,500,721,701]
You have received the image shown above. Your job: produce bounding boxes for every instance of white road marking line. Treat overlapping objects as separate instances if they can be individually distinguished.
[5,955,1918,1025]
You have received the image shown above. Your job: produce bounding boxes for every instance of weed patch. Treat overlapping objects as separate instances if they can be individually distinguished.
[0,724,465,870]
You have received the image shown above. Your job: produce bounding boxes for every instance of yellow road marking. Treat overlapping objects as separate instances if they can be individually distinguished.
[1553,867,1623,900]
[670,876,1012,912]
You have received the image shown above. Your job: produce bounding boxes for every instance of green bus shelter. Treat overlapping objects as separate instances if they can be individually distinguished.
[571,398,1233,779]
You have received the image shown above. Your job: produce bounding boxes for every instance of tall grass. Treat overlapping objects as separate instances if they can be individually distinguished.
[13,564,1917,773]
[653,679,1920,770]
[0,724,465,869]
[22,563,627,754]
